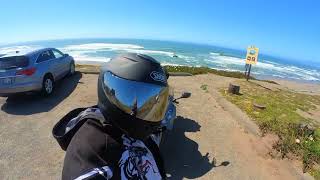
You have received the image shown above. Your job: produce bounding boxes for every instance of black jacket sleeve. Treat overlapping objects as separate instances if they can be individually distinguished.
[62,119,123,180]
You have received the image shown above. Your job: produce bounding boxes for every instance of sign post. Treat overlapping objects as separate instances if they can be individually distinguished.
[245,46,259,81]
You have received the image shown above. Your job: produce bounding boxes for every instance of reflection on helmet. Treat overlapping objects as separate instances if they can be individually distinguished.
[102,71,169,123]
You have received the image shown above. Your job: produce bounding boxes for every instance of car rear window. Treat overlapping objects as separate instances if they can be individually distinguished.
[0,56,29,70]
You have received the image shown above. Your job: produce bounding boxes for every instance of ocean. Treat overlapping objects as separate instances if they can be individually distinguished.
[0,38,319,82]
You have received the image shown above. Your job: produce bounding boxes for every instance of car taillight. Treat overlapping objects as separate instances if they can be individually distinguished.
[16,67,36,76]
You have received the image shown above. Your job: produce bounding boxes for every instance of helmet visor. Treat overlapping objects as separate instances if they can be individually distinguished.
[102,71,169,123]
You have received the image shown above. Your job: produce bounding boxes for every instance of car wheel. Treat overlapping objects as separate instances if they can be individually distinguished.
[69,62,75,76]
[41,75,54,96]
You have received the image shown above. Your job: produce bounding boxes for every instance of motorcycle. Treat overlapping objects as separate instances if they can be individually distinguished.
[151,90,191,146]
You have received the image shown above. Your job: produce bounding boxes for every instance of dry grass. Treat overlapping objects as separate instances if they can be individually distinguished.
[221,80,320,177]
[75,64,100,74]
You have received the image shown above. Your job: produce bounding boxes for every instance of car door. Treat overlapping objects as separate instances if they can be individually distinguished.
[36,50,57,79]
[52,49,68,77]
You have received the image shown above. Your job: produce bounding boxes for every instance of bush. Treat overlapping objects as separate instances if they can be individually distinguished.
[315,128,320,140]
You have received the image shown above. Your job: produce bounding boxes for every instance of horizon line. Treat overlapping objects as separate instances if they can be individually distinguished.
[0,36,315,64]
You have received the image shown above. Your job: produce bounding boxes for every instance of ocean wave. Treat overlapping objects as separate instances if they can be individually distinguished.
[207,53,320,81]
[209,53,282,71]
[1,43,318,82]
[209,55,245,66]
[74,55,111,64]
[74,55,110,63]
[63,43,176,57]
[0,45,111,64]
[300,75,319,81]
[263,60,281,65]
[0,45,42,54]
[64,43,144,50]
[118,49,174,57]
[177,55,195,60]
[210,52,220,56]
[66,50,111,63]
[255,64,320,81]
[270,74,286,78]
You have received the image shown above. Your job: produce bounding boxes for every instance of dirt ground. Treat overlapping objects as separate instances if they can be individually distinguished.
[0,72,316,180]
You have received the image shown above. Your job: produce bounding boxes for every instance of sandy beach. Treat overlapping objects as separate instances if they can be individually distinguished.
[271,79,320,95]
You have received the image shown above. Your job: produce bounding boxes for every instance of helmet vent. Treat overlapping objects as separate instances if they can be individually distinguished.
[123,56,138,62]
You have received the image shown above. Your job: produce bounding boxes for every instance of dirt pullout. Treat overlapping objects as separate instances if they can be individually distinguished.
[0,73,98,179]
[162,74,312,180]
[0,73,313,179]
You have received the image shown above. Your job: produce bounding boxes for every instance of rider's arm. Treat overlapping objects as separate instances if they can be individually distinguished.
[62,119,122,180]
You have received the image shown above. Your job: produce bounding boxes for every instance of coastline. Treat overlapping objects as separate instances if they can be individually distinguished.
[1,39,319,83]
[76,63,320,95]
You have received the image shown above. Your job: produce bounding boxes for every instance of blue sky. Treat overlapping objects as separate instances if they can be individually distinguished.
[0,0,319,62]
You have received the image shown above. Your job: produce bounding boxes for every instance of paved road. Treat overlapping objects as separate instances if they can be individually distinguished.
[0,73,312,180]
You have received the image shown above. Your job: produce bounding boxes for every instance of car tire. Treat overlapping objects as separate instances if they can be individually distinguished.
[41,75,54,96]
[68,62,75,76]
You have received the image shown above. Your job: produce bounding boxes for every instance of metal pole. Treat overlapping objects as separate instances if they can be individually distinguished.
[247,64,252,81]
[244,64,248,76]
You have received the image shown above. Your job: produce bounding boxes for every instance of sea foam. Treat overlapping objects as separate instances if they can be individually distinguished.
[64,43,144,50]
[64,43,175,57]
[0,45,42,54]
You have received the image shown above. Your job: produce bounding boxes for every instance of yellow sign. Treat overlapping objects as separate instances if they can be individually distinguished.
[245,46,259,64]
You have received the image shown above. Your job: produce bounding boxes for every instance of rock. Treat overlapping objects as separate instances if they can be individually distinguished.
[298,123,316,136]
[253,103,266,110]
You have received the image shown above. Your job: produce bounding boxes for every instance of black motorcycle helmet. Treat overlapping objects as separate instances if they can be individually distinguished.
[98,53,169,140]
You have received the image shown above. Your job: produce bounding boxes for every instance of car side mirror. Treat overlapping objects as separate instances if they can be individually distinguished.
[64,54,69,57]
